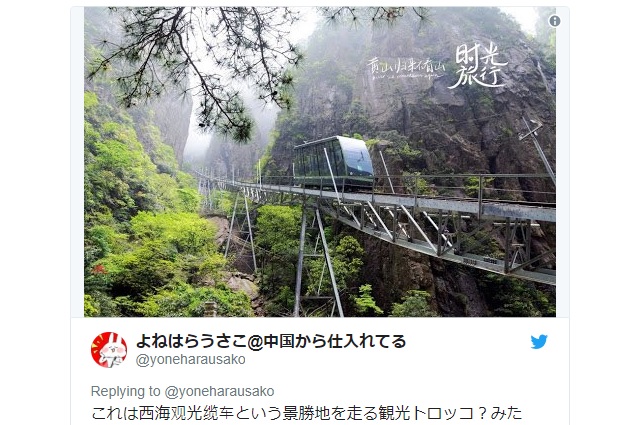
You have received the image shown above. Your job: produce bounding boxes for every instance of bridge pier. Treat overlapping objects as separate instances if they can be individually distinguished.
[223,192,258,274]
[293,205,344,318]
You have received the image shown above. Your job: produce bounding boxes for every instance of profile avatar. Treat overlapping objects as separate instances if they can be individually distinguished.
[92,332,127,368]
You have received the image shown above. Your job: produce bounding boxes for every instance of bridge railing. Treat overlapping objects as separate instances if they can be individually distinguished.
[213,173,556,207]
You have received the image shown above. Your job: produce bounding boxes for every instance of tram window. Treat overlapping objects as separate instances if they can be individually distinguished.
[317,145,328,176]
[324,141,335,176]
[325,142,333,173]
[310,147,319,176]
[294,151,301,176]
[344,148,373,175]
[331,139,343,176]
[302,152,307,176]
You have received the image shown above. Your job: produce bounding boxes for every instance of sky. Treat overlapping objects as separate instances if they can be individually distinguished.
[500,7,538,35]
[290,7,540,43]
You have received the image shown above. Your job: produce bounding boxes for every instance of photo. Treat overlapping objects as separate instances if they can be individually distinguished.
[82,6,558,318]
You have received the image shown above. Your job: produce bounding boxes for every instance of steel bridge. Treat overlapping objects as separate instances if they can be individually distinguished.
[196,169,556,316]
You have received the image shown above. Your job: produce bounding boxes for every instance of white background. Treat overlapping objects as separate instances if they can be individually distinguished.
[1,1,636,423]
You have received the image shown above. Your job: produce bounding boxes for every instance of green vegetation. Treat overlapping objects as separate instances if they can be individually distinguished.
[211,191,237,216]
[136,282,252,317]
[254,205,302,315]
[390,290,439,317]
[403,172,438,196]
[375,131,424,171]
[306,235,365,294]
[84,90,252,317]
[255,205,303,256]
[479,274,555,317]
[352,284,383,316]
[535,7,557,71]
[465,176,494,198]
[252,205,375,317]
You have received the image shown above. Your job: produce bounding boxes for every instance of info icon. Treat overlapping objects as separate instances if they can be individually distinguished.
[91,332,128,368]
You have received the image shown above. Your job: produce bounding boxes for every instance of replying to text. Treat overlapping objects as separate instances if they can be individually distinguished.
[91,385,275,400]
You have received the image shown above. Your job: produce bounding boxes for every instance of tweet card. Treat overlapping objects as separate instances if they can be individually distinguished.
[73,5,568,424]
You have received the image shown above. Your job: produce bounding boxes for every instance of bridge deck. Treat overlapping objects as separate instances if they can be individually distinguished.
[198,172,557,286]
[239,182,556,223]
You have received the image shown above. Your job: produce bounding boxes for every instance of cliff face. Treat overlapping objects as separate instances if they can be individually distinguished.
[272,8,555,176]
[268,7,557,316]
[146,93,192,166]
[84,7,192,165]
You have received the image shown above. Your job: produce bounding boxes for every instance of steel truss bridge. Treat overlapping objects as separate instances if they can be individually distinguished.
[196,169,556,316]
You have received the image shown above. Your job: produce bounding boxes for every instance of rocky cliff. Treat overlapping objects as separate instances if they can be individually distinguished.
[267,7,557,316]
[84,8,193,165]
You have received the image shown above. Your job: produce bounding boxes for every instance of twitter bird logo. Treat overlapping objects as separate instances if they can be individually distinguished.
[531,334,547,349]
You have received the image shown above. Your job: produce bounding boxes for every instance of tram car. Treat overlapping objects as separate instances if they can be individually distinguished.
[293,136,374,190]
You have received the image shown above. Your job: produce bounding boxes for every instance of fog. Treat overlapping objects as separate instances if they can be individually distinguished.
[183,7,321,165]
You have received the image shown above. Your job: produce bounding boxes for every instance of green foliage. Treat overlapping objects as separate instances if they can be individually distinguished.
[390,290,439,317]
[176,188,201,212]
[137,282,253,317]
[88,212,230,314]
[85,224,128,264]
[84,290,122,317]
[99,240,183,299]
[254,205,302,308]
[84,90,201,225]
[396,144,422,162]
[403,172,438,196]
[479,274,555,317]
[257,136,278,177]
[376,130,422,169]
[343,102,372,136]
[332,235,365,288]
[352,284,383,316]
[255,205,302,255]
[197,253,227,281]
[254,208,366,316]
[176,171,197,187]
[84,294,99,317]
[130,211,217,254]
[364,138,379,149]
[459,83,497,116]
[213,191,236,216]
[306,235,364,299]
[264,286,296,317]
[145,124,179,175]
[85,91,99,109]
[95,212,222,300]
[84,75,250,318]
[535,7,557,68]
[465,176,494,197]
[455,224,501,257]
